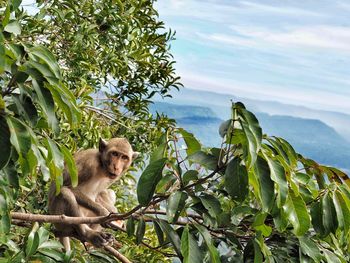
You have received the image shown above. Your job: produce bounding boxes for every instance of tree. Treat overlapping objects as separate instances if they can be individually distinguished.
[1,1,350,262]
[1,0,179,261]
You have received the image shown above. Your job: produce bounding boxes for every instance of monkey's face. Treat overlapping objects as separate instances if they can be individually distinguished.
[104,150,132,179]
[99,138,139,180]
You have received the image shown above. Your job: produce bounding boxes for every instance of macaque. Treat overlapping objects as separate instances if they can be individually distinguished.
[48,138,139,251]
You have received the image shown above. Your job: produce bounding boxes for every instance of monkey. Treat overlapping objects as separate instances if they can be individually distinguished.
[48,137,139,251]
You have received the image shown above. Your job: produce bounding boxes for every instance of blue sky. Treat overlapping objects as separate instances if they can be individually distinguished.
[155,0,350,113]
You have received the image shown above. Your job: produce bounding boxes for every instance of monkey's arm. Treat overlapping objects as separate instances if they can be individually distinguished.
[70,188,109,216]
[96,190,118,213]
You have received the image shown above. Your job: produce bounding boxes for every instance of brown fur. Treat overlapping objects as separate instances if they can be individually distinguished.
[48,138,139,251]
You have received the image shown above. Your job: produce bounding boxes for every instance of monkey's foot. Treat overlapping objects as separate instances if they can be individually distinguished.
[87,231,114,248]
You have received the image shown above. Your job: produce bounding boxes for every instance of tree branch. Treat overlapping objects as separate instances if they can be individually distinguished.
[103,245,132,263]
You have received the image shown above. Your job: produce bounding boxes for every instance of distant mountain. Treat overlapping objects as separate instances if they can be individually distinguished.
[157,88,350,142]
[150,102,223,145]
[256,113,350,170]
[151,101,350,172]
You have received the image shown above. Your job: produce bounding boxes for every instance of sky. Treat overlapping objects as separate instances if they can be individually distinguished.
[155,0,350,114]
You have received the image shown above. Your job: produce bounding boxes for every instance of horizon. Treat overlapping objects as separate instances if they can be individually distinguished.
[155,0,350,114]
[159,87,350,117]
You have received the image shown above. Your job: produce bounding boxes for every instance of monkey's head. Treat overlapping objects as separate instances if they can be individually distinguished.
[99,138,139,180]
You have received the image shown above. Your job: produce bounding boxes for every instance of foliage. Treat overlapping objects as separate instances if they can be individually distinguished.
[0,0,178,261]
[134,102,350,262]
[1,0,350,262]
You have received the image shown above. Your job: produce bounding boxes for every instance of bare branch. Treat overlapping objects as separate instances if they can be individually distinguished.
[104,245,132,263]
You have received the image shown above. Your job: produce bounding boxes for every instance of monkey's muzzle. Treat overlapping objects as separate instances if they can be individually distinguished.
[108,172,119,179]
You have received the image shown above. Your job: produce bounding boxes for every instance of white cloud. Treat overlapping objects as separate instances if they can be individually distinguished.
[239,1,325,17]
[179,71,350,113]
[199,25,350,53]
[196,32,255,47]
[157,0,325,24]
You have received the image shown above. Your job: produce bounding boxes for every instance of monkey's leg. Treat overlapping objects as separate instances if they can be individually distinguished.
[96,189,117,213]
[71,188,110,216]
[55,187,114,247]
[60,237,71,252]
[96,190,124,228]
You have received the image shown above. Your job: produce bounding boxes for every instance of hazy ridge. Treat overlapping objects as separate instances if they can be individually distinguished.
[158,88,350,142]
[151,99,350,172]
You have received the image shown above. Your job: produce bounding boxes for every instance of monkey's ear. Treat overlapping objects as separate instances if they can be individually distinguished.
[132,151,140,160]
[99,138,108,153]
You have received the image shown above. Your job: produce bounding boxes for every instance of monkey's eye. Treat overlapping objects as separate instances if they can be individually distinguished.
[122,155,129,160]
[111,151,119,157]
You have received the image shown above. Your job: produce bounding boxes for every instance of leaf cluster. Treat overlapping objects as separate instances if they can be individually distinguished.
[134,102,350,262]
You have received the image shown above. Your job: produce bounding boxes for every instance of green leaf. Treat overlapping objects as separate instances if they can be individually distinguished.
[235,103,262,167]
[299,237,322,262]
[28,46,61,79]
[38,240,63,250]
[150,133,167,163]
[7,116,31,173]
[126,217,135,237]
[155,173,177,194]
[158,220,182,258]
[137,158,167,206]
[11,94,38,126]
[46,138,64,170]
[90,250,116,263]
[0,191,10,234]
[25,223,40,258]
[4,21,21,35]
[264,154,288,207]
[283,191,310,236]
[199,194,222,219]
[31,80,58,132]
[167,191,188,223]
[187,151,218,171]
[7,116,31,157]
[181,226,203,263]
[271,204,288,232]
[60,145,78,187]
[2,6,10,28]
[252,212,272,237]
[334,190,350,234]
[0,34,5,73]
[153,221,164,245]
[27,60,56,79]
[321,192,338,235]
[182,170,199,185]
[36,249,64,262]
[224,158,248,202]
[323,250,342,263]
[46,84,81,126]
[3,163,19,189]
[37,226,50,247]
[310,201,326,236]
[254,156,274,211]
[136,217,145,245]
[0,115,11,170]
[194,223,220,263]
[179,128,201,156]
[275,137,298,167]
[253,239,263,263]
[11,0,22,10]
[243,239,262,263]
